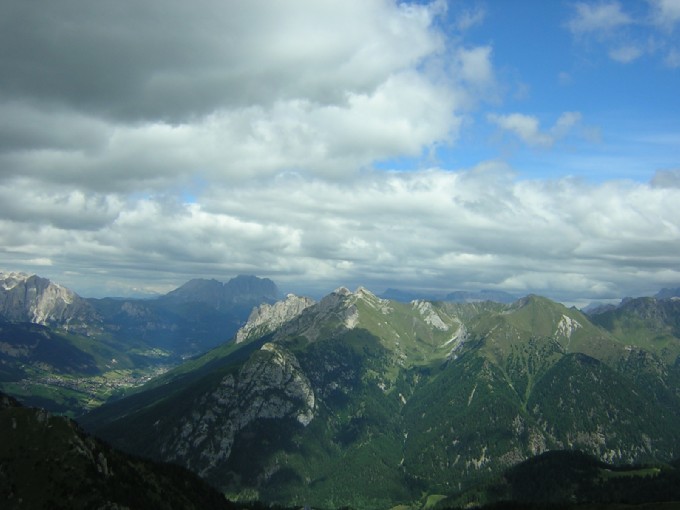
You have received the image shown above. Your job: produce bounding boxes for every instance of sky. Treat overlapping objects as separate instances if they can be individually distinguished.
[1,0,679,306]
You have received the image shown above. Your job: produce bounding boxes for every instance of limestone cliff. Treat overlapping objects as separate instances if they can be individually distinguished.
[0,272,99,334]
[159,342,315,478]
[235,294,315,343]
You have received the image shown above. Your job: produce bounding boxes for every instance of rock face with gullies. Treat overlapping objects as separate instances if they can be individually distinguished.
[235,293,315,343]
[0,272,99,334]
[159,342,315,479]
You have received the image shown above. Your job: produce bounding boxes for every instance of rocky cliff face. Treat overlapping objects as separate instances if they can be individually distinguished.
[235,293,315,343]
[158,342,315,479]
[0,272,99,334]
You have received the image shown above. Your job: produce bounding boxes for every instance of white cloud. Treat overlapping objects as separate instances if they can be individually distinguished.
[566,1,632,34]
[651,168,680,187]
[3,167,679,303]
[566,0,680,65]
[454,6,487,31]
[0,1,474,187]
[1,0,678,305]
[487,112,582,148]
[0,0,447,122]
[488,113,552,147]
[649,0,680,31]
[609,44,645,62]
[455,46,495,88]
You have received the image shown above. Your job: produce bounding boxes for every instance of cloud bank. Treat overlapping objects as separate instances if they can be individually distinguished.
[1,0,679,305]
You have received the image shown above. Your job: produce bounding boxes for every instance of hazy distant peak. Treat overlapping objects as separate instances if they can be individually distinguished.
[656,287,680,300]
[162,274,278,309]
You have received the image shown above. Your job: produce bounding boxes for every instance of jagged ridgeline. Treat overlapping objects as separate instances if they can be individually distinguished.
[81,288,680,509]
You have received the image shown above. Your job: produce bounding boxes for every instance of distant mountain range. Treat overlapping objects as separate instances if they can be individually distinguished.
[0,271,278,414]
[80,286,680,509]
[4,271,680,508]
[380,287,517,303]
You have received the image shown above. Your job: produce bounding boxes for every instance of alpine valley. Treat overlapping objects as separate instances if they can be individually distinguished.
[3,272,680,509]
[0,271,278,414]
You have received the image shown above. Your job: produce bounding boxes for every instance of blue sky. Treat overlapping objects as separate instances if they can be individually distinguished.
[421,0,680,182]
[0,0,679,305]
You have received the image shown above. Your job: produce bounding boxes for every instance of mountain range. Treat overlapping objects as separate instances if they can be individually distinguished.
[3,271,680,508]
[80,286,680,509]
[0,271,278,414]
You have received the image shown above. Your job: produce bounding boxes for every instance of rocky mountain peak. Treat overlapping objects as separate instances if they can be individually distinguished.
[352,286,382,303]
[0,271,97,331]
[235,293,315,343]
[332,286,352,297]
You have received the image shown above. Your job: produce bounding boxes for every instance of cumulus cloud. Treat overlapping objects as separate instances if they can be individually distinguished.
[0,0,469,186]
[0,0,445,122]
[487,112,582,148]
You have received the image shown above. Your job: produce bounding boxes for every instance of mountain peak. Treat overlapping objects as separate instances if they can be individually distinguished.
[235,293,315,344]
[162,275,278,309]
[0,271,31,291]
[0,271,95,329]
[332,286,352,296]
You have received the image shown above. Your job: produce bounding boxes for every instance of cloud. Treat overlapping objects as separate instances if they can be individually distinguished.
[1,1,678,306]
[609,44,645,62]
[664,47,680,66]
[3,166,679,303]
[0,0,445,123]
[651,168,680,188]
[566,1,632,34]
[455,46,495,88]
[649,0,680,31]
[454,6,487,31]
[487,112,582,148]
[0,0,474,187]
[566,0,680,65]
